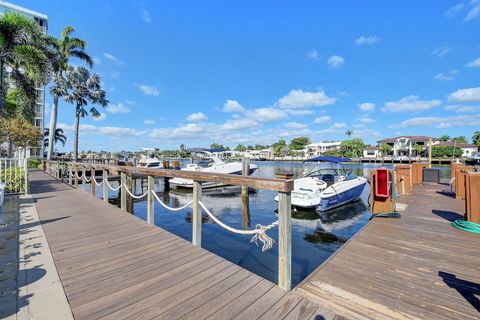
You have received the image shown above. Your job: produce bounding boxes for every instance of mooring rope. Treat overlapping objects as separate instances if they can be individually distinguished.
[92,176,103,186]
[105,179,121,191]
[122,183,149,199]
[84,175,92,183]
[151,191,193,211]
[198,201,278,251]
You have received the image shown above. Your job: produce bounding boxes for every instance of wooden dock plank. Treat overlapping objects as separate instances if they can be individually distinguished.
[29,170,335,320]
[297,183,480,320]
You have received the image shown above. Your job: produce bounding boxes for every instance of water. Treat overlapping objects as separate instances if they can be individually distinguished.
[93,161,452,287]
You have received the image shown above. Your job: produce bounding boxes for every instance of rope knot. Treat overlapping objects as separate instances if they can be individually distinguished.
[250,224,275,252]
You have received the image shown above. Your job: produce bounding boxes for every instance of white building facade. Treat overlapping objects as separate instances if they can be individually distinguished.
[377,136,439,157]
[305,141,341,157]
[363,146,382,158]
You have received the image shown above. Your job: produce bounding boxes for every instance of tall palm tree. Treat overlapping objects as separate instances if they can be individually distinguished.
[440,134,450,142]
[345,130,353,139]
[46,26,93,160]
[64,66,108,160]
[0,12,54,115]
[472,131,480,147]
[43,128,67,148]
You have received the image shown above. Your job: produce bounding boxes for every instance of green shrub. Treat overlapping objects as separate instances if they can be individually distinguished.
[27,158,41,169]
[1,168,25,193]
[431,146,463,158]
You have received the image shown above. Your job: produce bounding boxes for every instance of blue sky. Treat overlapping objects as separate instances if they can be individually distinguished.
[17,0,480,151]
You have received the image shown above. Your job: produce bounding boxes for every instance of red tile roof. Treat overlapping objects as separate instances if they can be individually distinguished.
[435,141,477,148]
[378,136,439,143]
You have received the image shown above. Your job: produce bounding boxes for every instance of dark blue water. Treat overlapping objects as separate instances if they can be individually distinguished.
[89,161,450,287]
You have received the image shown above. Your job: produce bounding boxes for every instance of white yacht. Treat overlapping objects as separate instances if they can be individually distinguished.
[274,156,367,212]
[170,151,258,189]
[137,154,163,169]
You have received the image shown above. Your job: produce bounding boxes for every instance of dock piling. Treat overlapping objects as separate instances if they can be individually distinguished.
[90,167,96,197]
[278,191,292,291]
[147,175,154,224]
[102,169,108,202]
[120,172,126,211]
[192,180,202,247]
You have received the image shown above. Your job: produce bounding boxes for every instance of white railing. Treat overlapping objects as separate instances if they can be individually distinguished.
[0,158,28,195]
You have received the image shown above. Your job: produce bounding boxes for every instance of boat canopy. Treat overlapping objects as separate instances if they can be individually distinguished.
[304,156,351,163]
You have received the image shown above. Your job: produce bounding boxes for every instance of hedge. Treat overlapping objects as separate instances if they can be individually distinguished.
[1,168,25,193]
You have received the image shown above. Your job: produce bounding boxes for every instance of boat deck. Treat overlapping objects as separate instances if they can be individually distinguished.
[296,183,480,320]
[28,170,340,320]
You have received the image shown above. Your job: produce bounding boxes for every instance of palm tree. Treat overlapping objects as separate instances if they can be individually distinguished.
[413,144,423,159]
[440,134,450,142]
[43,128,67,149]
[46,26,93,160]
[380,143,392,159]
[64,66,108,160]
[345,130,353,139]
[0,12,54,115]
[472,131,480,147]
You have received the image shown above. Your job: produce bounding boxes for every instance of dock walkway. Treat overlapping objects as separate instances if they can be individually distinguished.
[297,183,480,320]
[28,170,339,320]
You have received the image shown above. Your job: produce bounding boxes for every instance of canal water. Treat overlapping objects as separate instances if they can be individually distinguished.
[96,161,451,287]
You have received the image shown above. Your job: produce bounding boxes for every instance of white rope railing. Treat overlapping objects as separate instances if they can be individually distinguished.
[84,175,92,183]
[93,176,103,186]
[151,191,193,211]
[105,179,121,191]
[198,201,278,251]
[122,183,149,199]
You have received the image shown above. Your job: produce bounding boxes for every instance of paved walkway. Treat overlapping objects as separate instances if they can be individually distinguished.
[28,170,341,320]
[297,183,480,320]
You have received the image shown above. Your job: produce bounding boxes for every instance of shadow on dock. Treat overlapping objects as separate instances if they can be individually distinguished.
[439,271,480,312]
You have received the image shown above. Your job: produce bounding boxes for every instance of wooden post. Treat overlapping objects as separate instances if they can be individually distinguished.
[147,175,154,224]
[120,172,127,211]
[241,157,250,199]
[102,169,108,202]
[278,191,292,291]
[74,166,78,187]
[164,177,170,191]
[90,167,96,196]
[428,138,432,168]
[81,167,86,191]
[192,180,202,247]
[126,175,134,213]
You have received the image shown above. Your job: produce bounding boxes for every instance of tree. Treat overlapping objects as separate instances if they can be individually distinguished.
[289,136,311,151]
[432,146,462,158]
[0,12,54,115]
[380,143,392,157]
[345,130,353,139]
[340,138,365,158]
[210,142,224,149]
[235,144,247,152]
[272,139,287,157]
[0,117,42,150]
[64,66,108,160]
[412,144,423,158]
[43,128,67,149]
[452,136,468,144]
[46,26,93,160]
[472,131,480,147]
[440,134,450,142]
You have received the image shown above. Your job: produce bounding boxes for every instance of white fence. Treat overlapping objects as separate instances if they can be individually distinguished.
[0,158,28,195]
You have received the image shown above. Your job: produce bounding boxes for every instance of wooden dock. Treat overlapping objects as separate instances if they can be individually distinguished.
[29,170,340,320]
[296,183,480,320]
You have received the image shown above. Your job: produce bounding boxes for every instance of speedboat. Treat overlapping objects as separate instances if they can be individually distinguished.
[137,154,163,169]
[170,151,258,189]
[274,156,367,212]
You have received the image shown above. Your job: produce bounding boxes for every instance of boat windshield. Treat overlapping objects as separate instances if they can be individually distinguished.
[304,167,357,181]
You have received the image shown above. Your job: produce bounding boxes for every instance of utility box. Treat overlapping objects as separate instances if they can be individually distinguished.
[455,166,475,200]
[395,164,412,194]
[465,172,480,224]
[370,169,394,215]
[423,168,440,183]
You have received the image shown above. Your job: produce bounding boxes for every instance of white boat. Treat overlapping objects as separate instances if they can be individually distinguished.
[274,156,367,212]
[170,151,258,189]
[137,154,163,169]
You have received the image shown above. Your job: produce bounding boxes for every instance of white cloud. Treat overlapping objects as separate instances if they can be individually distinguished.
[355,36,380,45]
[285,109,315,116]
[466,57,480,67]
[306,50,319,61]
[144,119,156,125]
[58,122,144,137]
[434,73,454,81]
[140,5,152,23]
[137,84,160,96]
[150,123,206,139]
[382,95,441,113]
[107,102,130,114]
[331,122,347,129]
[327,55,345,68]
[392,115,480,129]
[283,122,308,129]
[445,2,464,18]
[313,116,331,124]
[356,117,374,123]
[465,3,480,21]
[278,89,335,108]
[448,87,480,102]
[103,53,124,65]
[186,112,208,122]
[125,100,137,106]
[92,112,107,121]
[358,102,375,111]
[445,104,480,113]
[93,57,101,65]
[222,99,245,112]
[221,118,258,131]
[432,46,450,58]
[248,108,287,122]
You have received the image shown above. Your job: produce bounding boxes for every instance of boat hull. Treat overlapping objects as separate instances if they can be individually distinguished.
[316,182,366,212]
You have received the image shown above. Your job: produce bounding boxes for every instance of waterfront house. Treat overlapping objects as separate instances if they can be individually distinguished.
[377,136,439,157]
[363,146,382,158]
[305,141,341,157]
[434,141,478,157]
